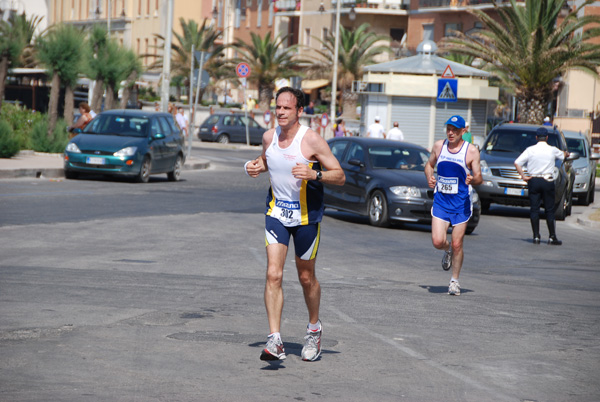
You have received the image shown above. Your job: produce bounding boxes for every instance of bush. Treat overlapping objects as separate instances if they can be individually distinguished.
[0,103,45,150]
[30,118,70,153]
[0,120,20,158]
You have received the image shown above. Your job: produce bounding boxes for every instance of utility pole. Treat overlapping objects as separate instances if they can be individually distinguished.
[161,0,174,112]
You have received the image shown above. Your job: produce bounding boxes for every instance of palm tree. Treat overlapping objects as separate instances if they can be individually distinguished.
[0,13,41,113]
[310,23,392,120]
[151,18,224,104]
[233,32,305,110]
[86,25,110,112]
[36,23,85,136]
[119,49,143,109]
[441,0,600,124]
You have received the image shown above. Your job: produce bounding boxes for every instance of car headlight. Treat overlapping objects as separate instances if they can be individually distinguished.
[575,167,589,176]
[113,147,137,157]
[390,186,421,198]
[480,160,491,176]
[65,143,81,153]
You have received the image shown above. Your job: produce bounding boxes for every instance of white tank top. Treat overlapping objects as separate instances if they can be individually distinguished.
[265,125,321,226]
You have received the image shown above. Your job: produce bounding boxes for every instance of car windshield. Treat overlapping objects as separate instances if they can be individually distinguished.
[84,115,149,137]
[566,138,587,157]
[484,129,560,154]
[368,146,429,171]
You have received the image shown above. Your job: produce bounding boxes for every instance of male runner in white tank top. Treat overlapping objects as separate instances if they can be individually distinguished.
[425,115,482,296]
[245,87,345,361]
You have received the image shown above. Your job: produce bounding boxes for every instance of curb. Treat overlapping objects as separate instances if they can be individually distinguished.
[0,158,210,179]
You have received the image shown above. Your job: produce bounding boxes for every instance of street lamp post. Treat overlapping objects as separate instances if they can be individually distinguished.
[329,0,342,138]
[161,0,174,112]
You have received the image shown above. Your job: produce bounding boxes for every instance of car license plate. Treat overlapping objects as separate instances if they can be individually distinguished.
[505,188,523,196]
[86,157,105,165]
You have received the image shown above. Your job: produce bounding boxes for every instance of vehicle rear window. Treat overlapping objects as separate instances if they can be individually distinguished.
[484,130,560,154]
[85,115,149,137]
[204,115,219,126]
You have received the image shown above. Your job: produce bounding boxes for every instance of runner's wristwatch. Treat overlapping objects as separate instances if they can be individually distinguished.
[315,170,322,181]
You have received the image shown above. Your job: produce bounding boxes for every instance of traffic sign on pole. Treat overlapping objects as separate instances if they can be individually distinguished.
[437,79,458,102]
[236,62,250,78]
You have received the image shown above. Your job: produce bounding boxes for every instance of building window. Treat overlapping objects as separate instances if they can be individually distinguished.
[147,0,150,15]
[145,38,149,66]
[422,24,434,41]
[305,28,310,47]
[256,0,262,27]
[154,37,157,63]
[138,0,142,15]
[444,22,462,37]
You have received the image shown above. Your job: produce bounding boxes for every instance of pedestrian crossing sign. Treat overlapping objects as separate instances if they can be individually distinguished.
[437,79,458,103]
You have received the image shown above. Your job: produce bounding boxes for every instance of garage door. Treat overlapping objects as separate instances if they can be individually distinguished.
[390,97,431,148]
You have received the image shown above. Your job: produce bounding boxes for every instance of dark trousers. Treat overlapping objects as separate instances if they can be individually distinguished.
[528,177,556,238]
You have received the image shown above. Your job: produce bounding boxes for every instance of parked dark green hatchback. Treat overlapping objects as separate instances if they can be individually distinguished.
[64,110,185,183]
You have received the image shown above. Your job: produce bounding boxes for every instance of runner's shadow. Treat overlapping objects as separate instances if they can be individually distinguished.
[419,285,473,295]
[249,341,340,369]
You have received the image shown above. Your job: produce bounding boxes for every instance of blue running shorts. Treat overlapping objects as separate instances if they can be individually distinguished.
[265,216,321,260]
[431,203,472,226]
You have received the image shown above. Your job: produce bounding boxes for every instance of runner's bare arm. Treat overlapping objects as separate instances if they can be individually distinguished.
[245,129,274,177]
[425,140,442,188]
[293,130,345,185]
[467,145,482,186]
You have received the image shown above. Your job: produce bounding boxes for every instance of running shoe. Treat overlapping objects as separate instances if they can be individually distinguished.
[442,247,453,271]
[301,322,322,362]
[448,280,461,296]
[260,335,286,361]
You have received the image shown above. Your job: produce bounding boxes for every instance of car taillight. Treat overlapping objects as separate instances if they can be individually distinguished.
[212,125,218,134]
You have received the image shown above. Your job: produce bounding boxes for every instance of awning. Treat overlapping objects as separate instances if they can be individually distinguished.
[301,79,330,92]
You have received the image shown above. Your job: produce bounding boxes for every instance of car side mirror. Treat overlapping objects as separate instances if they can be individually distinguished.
[73,128,82,134]
[590,152,600,161]
[152,133,166,140]
[348,158,365,167]
[566,152,580,161]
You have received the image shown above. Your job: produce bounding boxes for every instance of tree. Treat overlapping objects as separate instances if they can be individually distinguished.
[36,24,85,136]
[151,18,224,104]
[233,32,305,110]
[86,25,110,112]
[441,0,600,124]
[119,49,143,109]
[311,23,392,120]
[0,13,41,113]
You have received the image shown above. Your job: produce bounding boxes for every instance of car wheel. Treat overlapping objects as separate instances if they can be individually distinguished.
[590,181,595,203]
[167,154,183,181]
[566,190,573,217]
[466,225,475,235]
[368,190,390,227]
[555,191,567,221]
[582,180,595,206]
[136,156,151,183]
[64,170,78,180]
[217,134,230,144]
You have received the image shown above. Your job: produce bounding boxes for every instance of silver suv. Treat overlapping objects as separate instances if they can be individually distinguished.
[563,130,600,206]
[475,123,578,220]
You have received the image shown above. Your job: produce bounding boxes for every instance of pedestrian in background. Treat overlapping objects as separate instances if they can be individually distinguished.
[334,118,346,137]
[176,107,189,137]
[514,127,567,245]
[387,122,404,141]
[367,116,385,139]
[462,122,472,143]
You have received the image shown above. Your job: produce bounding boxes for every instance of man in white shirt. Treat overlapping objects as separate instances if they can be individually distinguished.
[387,122,404,141]
[514,127,567,245]
[367,116,385,139]
[175,107,189,137]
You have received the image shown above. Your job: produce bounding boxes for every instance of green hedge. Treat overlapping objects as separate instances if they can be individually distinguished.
[30,118,70,153]
[0,120,20,158]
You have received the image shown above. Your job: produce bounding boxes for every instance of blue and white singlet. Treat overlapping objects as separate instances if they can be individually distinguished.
[434,139,472,214]
[265,125,323,227]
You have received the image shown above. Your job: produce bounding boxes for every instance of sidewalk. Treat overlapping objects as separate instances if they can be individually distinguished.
[0,150,209,179]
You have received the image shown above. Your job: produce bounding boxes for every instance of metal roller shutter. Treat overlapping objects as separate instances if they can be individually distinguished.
[470,100,487,138]
[390,97,431,148]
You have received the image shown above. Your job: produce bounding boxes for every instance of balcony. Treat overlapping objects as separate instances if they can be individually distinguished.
[418,0,523,8]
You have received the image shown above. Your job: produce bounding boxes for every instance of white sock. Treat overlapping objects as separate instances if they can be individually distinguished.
[308,321,321,332]
[268,332,281,342]
[450,278,459,283]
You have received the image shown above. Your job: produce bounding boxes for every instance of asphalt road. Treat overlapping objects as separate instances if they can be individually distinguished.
[1,143,599,402]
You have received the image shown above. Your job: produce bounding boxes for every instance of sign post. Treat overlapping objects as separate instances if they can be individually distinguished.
[236,62,251,146]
